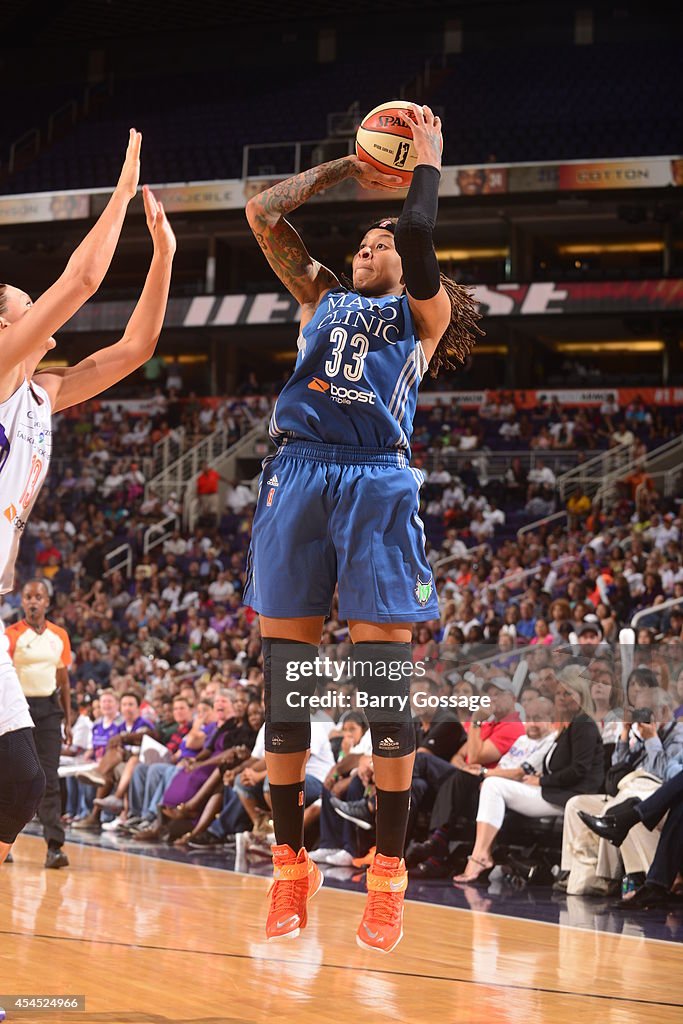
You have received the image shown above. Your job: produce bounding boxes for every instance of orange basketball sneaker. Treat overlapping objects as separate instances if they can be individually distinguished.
[356,852,408,953]
[266,844,323,941]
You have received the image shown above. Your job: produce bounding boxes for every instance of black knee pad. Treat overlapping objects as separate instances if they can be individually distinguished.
[369,720,416,759]
[352,642,416,759]
[0,727,46,844]
[263,637,318,754]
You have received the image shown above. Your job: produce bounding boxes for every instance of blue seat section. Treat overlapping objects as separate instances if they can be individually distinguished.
[5,38,680,194]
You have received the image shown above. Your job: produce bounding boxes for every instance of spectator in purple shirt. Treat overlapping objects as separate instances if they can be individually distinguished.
[88,690,123,763]
[73,691,156,830]
[122,699,217,831]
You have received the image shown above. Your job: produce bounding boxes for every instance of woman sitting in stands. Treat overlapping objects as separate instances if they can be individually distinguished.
[453,667,603,884]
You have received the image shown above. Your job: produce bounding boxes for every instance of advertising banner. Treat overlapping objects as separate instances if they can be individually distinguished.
[64,279,683,332]
[2,154,682,225]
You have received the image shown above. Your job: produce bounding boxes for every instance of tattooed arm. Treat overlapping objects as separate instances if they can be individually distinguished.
[245,154,402,315]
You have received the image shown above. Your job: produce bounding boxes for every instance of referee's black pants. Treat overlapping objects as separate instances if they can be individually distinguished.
[26,693,65,849]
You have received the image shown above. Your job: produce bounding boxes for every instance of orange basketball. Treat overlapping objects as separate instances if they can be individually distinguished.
[355,100,418,186]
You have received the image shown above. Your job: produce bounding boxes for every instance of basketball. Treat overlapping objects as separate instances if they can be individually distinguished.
[355,100,419,185]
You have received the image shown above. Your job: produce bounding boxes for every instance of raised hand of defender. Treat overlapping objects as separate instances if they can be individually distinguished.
[402,103,443,170]
[116,128,142,200]
[143,185,177,257]
[345,154,405,192]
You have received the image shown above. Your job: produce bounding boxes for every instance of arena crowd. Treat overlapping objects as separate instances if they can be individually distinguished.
[6,379,682,909]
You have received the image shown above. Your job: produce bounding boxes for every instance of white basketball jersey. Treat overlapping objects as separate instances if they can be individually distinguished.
[0,379,52,595]
[0,620,34,735]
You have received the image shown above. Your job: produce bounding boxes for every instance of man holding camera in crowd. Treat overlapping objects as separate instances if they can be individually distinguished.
[560,687,683,895]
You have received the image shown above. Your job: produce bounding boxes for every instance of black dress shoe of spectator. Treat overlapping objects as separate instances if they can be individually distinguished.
[406,838,438,869]
[408,856,450,879]
[578,797,642,847]
[618,882,672,909]
[405,828,449,868]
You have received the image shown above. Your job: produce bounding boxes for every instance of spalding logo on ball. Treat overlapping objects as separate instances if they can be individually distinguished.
[356,100,443,186]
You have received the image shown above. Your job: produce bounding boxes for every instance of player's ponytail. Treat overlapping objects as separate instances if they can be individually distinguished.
[0,284,7,316]
[429,273,483,378]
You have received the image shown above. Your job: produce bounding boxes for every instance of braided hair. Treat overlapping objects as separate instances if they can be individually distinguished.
[355,219,483,378]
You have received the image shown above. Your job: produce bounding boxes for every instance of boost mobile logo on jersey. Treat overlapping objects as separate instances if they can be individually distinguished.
[414,575,433,606]
[3,504,26,532]
[308,377,376,405]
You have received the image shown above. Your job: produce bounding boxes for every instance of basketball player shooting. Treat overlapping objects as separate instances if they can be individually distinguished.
[0,130,176,867]
[245,103,481,952]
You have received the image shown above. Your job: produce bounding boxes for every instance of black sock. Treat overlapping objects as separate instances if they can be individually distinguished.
[429,826,449,859]
[269,781,305,852]
[613,798,642,829]
[375,787,411,859]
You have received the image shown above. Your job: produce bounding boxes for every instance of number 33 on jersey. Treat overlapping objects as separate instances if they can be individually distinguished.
[269,289,428,455]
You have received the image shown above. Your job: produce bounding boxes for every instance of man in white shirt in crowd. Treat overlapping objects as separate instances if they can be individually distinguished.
[208,571,235,603]
[163,530,189,557]
[499,415,520,441]
[224,480,255,515]
[651,513,680,552]
[428,464,452,486]
[528,459,556,489]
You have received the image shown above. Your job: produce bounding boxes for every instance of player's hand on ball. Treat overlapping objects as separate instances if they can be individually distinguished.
[402,104,443,170]
[346,154,405,192]
[143,185,177,257]
[116,128,142,200]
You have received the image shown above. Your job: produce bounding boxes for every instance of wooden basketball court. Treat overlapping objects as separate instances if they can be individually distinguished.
[1,834,680,1024]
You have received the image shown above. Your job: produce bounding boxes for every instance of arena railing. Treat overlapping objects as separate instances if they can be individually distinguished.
[593,435,683,505]
[151,427,187,477]
[182,420,270,530]
[103,543,133,579]
[421,449,585,480]
[145,416,268,505]
[436,551,578,589]
[433,544,490,575]
[241,138,352,180]
[143,514,180,557]
[516,509,568,539]
[433,633,672,695]
[630,595,683,630]
[557,441,631,501]
[575,467,682,502]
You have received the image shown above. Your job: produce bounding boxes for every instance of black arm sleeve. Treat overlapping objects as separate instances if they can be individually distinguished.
[393,164,441,300]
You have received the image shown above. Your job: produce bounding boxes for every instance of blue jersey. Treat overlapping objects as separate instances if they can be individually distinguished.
[269,288,428,456]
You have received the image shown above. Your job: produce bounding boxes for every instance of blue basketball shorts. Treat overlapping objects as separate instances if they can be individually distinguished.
[242,440,439,623]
